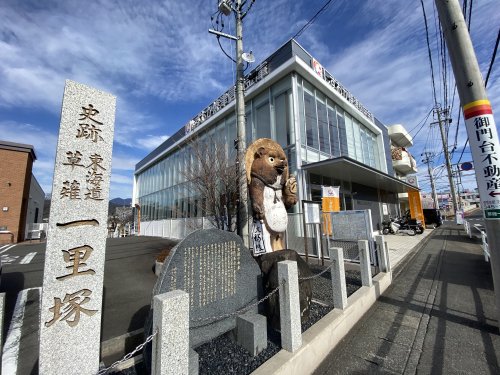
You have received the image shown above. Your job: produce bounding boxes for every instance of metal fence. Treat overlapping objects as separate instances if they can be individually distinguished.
[464,220,489,262]
[140,211,374,265]
[285,212,372,264]
[140,218,216,239]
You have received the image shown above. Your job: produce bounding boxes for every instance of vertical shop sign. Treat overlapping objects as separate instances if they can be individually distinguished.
[463,100,500,219]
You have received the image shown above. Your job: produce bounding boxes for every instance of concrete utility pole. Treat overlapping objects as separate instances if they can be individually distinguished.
[209,0,250,246]
[235,0,249,246]
[435,0,500,325]
[433,108,459,214]
[422,152,439,209]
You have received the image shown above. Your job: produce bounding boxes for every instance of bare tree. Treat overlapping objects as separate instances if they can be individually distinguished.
[182,134,239,231]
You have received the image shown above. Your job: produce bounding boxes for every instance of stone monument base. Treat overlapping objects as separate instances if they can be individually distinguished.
[256,249,312,330]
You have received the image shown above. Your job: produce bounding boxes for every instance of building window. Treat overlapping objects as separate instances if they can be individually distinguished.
[304,88,319,149]
[255,102,271,139]
[317,96,329,154]
[327,105,340,157]
[336,109,348,156]
[275,91,292,147]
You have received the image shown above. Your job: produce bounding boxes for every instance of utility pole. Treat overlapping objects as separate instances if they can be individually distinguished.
[435,0,500,325]
[209,0,250,246]
[235,0,249,246]
[432,107,459,214]
[421,152,439,209]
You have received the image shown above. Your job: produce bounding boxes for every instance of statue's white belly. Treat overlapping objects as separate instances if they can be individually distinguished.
[263,185,288,233]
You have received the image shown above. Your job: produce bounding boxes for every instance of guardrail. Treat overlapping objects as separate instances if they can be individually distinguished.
[464,220,489,262]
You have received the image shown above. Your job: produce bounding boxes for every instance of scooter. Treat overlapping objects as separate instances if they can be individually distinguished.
[382,216,416,236]
[382,217,399,235]
[402,210,424,234]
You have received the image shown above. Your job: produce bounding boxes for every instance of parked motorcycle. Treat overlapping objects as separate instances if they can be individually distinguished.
[382,216,417,236]
[403,210,424,234]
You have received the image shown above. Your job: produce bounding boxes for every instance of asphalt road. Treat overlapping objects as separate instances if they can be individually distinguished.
[0,236,178,367]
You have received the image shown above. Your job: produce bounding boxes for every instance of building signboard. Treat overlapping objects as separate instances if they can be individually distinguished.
[321,186,340,235]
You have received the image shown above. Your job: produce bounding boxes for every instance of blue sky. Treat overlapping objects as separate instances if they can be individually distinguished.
[0,0,499,199]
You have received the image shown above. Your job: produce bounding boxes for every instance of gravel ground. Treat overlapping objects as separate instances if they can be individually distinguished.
[115,265,363,375]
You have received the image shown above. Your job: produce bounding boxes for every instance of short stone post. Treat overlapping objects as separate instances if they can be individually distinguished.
[329,247,348,309]
[358,240,373,287]
[384,241,392,273]
[236,312,268,356]
[278,260,302,352]
[152,290,190,375]
[375,235,389,273]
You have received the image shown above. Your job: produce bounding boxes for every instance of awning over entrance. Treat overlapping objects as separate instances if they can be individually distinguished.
[301,156,418,194]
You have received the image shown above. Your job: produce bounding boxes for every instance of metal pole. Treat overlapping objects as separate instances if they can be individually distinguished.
[435,0,500,325]
[235,0,249,247]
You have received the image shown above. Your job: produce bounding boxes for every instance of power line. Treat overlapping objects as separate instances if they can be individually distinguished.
[485,28,500,87]
[291,0,336,40]
[420,0,438,107]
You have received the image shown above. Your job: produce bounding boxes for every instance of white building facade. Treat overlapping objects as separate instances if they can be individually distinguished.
[134,40,417,234]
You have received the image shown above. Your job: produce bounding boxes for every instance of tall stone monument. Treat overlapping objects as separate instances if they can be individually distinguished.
[39,80,116,375]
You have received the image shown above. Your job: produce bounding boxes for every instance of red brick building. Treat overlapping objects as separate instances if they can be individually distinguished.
[0,140,42,244]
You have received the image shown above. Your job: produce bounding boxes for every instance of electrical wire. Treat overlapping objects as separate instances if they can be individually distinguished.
[485,28,500,87]
[421,0,439,107]
[291,0,336,40]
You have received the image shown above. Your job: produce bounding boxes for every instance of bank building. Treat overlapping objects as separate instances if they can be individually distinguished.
[133,39,419,245]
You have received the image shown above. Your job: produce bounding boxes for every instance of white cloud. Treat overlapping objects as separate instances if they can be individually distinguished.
[136,135,170,151]
[1,0,498,199]
[112,155,139,171]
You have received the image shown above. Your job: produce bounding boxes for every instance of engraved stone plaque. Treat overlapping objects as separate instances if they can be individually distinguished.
[147,229,261,348]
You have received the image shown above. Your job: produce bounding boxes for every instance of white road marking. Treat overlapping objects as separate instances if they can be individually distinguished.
[19,252,37,265]
[0,244,16,254]
[0,244,10,251]
[0,255,20,264]
[1,288,41,375]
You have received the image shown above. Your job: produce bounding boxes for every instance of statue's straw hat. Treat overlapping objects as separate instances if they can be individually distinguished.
[244,138,287,184]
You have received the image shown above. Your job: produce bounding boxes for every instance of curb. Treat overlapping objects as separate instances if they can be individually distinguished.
[100,328,144,365]
[392,228,437,279]
[251,271,393,375]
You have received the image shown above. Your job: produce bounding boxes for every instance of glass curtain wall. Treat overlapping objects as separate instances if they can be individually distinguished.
[136,77,294,220]
[298,77,381,170]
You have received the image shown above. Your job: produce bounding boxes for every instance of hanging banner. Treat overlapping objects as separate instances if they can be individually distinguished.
[408,190,425,226]
[322,186,340,212]
[463,100,500,219]
[322,186,340,235]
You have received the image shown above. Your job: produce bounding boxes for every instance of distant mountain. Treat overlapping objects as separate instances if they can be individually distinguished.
[43,197,132,220]
[109,198,132,215]
[110,198,132,206]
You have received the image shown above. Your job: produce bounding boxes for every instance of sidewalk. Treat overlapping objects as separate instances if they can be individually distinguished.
[384,229,433,268]
[314,224,500,374]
